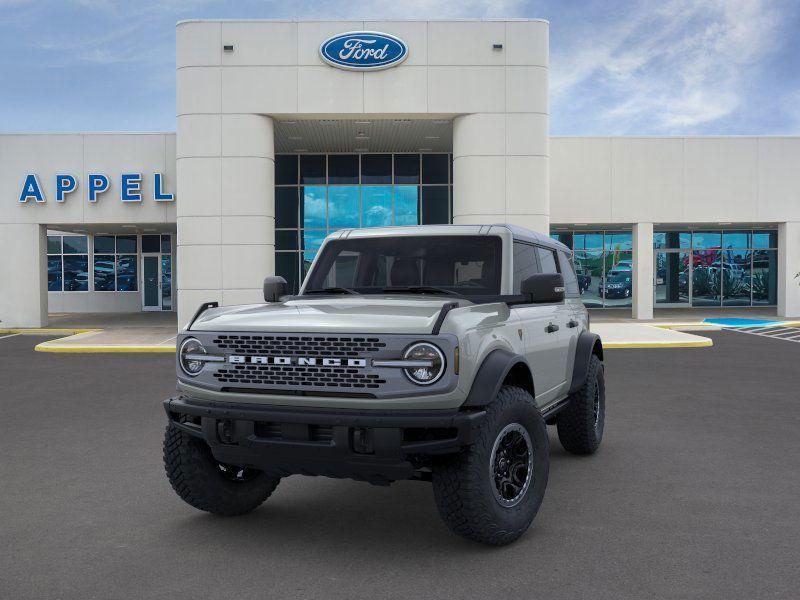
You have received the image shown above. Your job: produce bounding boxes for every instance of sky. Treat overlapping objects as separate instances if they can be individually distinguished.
[0,0,798,135]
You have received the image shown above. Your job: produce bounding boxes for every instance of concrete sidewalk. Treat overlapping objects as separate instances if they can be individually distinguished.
[1,312,179,353]
[591,322,714,348]
[0,309,719,353]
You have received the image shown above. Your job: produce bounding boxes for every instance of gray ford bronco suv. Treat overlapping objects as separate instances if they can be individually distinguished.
[163,224,604,545]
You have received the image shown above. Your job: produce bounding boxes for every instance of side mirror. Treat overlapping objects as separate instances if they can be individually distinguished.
[263,276,287,302]
[521,273,565,304]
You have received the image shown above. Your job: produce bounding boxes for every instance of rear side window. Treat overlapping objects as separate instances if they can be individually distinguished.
[557,251,580,296]
[536,247,559,274]
[513,242,540,293]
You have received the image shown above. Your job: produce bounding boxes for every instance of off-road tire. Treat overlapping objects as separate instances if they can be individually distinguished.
[163,422,280,516]
[432,386,549,546]
[556,354,604,455]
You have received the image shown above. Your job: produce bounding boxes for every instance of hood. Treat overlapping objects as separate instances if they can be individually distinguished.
[189,295,462,334]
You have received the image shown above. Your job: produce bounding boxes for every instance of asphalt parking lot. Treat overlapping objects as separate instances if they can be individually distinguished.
[2,332,799,600]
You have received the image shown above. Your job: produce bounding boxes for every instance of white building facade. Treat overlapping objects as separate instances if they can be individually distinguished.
[1,19,798,328]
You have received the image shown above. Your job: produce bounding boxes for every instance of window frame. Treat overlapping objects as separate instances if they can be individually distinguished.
[275,152,454,294]
[47,234,89,293]
[92,234,139,293]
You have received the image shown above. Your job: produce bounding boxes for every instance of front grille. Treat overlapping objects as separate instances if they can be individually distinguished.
[212,335,386,357]
[213,364,387,389]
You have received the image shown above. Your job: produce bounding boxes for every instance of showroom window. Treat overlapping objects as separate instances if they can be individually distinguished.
[653,229,777,307]
[275,153,453,293]
[47,235,89,292]
[549,231,632,308]
[93,235,138,292]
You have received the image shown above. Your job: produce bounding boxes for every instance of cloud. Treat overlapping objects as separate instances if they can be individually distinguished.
[551,0,793,134]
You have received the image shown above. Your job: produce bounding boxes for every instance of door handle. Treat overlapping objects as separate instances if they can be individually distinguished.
[567,320,579,328]
[545,323,559,333]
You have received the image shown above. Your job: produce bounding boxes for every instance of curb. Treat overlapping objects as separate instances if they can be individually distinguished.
[0,328,100,335]
[604,339,713,349]
[34,343,176,353]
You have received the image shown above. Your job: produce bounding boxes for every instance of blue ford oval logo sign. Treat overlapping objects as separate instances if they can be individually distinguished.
[319,31,408,71]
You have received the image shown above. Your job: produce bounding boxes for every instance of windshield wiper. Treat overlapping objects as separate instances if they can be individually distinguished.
[382,285,460,296]
[303,287,360,295]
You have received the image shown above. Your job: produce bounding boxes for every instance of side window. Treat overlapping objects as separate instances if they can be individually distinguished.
[536,247,559,274]
[513,242,540,293]
[558,251,580,296]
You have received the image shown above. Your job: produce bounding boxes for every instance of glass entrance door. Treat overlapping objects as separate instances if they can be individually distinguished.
[655,251,690,307]
[142,255,162,311]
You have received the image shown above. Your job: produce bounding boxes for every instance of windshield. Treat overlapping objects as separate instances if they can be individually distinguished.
[303,235,503,297]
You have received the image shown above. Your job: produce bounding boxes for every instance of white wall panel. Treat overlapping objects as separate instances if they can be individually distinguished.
[427,21,505,66]
[221,21,298,66]
[176,21,220,68]
[221,66,298,114]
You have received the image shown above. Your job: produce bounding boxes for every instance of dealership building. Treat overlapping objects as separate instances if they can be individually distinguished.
[1,18,799,328]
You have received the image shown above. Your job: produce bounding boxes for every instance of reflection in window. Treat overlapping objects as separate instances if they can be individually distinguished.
[47,235,88,292]
[302,186,326,229]
[574,250,604,308]
[116,256,137,291]
[722,249,751,306]
[63,255,89,291]
[655,251,690,305]
[161,255,172,310]
[94,255,116,291]
[691,250,721,306]
[536,247,558,274]
[47,256,62,291]
[394,186,419,225]
[692,231,721,249]
[362,186,392,227]
[327,186,359,229]
[93,235,138,292]
[513,242,539,293]
[753,250,777,305]
[653,229,777,307]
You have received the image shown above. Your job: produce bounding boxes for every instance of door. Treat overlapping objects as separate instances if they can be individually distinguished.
[519,303,567,405]
[142,255,161,311]
[654,251,690,307]
[513,242,570,406]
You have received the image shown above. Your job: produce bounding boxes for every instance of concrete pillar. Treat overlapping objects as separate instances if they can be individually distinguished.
[0,224,47,327]
[452,113,549,234]
[778,221,800,318]
[632,222,654,320]
[176,114,275,327]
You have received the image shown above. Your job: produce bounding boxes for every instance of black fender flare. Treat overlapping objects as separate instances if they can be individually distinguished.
[462,348,530,408]
[568,331,603,395]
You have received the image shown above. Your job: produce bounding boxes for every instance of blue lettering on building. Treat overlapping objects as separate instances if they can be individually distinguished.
[153,173,174,202]
[319,31,408,70]
[87,174,109,203]
[17,173,175,204]
[55,174,77,202]
[121,173,142,202]
[19,174,45,203]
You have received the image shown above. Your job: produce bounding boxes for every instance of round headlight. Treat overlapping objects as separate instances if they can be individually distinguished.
[179,337,206,376]
[403,342,445,385]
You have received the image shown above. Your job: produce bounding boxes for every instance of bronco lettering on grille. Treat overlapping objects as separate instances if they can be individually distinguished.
[228,355,368,368]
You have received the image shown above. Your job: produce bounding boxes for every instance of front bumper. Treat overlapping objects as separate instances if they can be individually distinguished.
[164,395,486,484]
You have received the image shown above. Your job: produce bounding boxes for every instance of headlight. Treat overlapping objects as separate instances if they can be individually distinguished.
[179,337,206,376]
[403,342,445,385]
